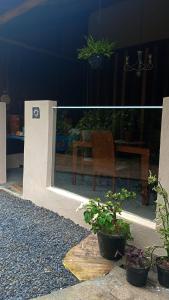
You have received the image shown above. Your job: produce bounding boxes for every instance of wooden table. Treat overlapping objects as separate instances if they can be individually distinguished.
[72,141,150,205]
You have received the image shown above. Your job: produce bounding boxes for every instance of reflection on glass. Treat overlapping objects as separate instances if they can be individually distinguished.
[54,108,162,221]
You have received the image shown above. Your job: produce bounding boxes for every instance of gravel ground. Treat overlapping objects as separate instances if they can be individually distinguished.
[0,190,89,300]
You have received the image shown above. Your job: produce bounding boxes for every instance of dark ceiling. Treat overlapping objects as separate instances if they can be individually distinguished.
[0,0,128,107]
[0,0,115,57]
[0,0,24,14]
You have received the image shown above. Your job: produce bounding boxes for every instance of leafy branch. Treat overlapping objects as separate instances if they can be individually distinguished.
[78,35,116,60]
[82,189,136,239]
[148,171,169,258]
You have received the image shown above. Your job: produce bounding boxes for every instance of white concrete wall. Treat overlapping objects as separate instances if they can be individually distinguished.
[158,98,169,191]
[0,102,6,184]
[23,100,86,225]
[22,100,164,251]
[23,100,56,197]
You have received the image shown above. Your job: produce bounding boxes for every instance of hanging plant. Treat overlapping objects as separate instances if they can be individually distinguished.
[77,35,116,69]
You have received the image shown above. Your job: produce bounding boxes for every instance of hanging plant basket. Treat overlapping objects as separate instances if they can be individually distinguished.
[88,55,104,69]
[77,35,116,69]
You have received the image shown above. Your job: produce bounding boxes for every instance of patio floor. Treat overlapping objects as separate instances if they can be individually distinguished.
[0,190,88,300]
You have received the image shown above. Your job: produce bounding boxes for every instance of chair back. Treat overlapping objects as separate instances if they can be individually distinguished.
[91,131,115,176]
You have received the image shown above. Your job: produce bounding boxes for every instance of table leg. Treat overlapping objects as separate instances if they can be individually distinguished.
[72,146,77,185]
[140,152,150,205]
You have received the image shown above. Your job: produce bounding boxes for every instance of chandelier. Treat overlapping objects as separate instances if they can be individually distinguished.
[123,0,153,77]
[124,50,153,77]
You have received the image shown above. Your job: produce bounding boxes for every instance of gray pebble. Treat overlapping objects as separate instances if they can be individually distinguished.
[0,191,89,300]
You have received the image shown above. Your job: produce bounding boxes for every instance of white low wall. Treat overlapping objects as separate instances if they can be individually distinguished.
[158,98,169,191]
[22,100,165,251]
[23,100,86,224]
[25,183,164,251]
[0,103,6,184]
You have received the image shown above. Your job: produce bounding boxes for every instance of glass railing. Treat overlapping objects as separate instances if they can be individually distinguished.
[53,107,162,220]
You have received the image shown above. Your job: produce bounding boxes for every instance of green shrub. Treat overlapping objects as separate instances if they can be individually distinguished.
[82,189,136,240]
[147,172,169,259]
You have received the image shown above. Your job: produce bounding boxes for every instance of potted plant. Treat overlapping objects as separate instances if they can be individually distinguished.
[76,110,118,139]
[81,189,136,260]
[126,246,150,287]
[76,109,120,158]
[77,35,116,69]
[55,112,72,153]
[119,109,140,142]
[77,110,100,142]
[147,171,169,288]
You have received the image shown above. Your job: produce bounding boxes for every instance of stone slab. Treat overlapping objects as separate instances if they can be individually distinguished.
[33,266,169,300]
[63,234,114,281]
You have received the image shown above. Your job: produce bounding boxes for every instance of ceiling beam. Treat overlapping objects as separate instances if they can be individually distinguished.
[0,36,76,62]
[0,0,47,25]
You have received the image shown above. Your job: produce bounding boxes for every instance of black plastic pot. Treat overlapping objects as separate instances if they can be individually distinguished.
[88,55,104,69]
[126,264,150,287]
[156,257,169,288]
[97,232,126,260]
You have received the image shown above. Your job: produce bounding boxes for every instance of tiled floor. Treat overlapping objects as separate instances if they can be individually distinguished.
[5,167,23,194]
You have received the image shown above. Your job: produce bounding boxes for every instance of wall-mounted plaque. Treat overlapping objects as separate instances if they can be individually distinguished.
[32,107,40,119]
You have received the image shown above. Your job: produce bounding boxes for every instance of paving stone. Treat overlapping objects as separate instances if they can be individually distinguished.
[63,234,115,281]
[33,266,169,300]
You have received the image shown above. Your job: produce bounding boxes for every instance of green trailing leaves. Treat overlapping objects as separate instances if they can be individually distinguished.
[148,171,169,259]
[77,35,116,60]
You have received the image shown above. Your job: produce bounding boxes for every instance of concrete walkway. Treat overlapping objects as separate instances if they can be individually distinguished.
[34,266,169,300]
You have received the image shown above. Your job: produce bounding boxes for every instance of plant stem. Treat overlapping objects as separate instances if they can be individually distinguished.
[149,245,163,266]
[159,182,169,224]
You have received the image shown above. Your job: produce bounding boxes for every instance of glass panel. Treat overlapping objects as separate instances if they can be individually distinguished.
[54,108,162,221]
